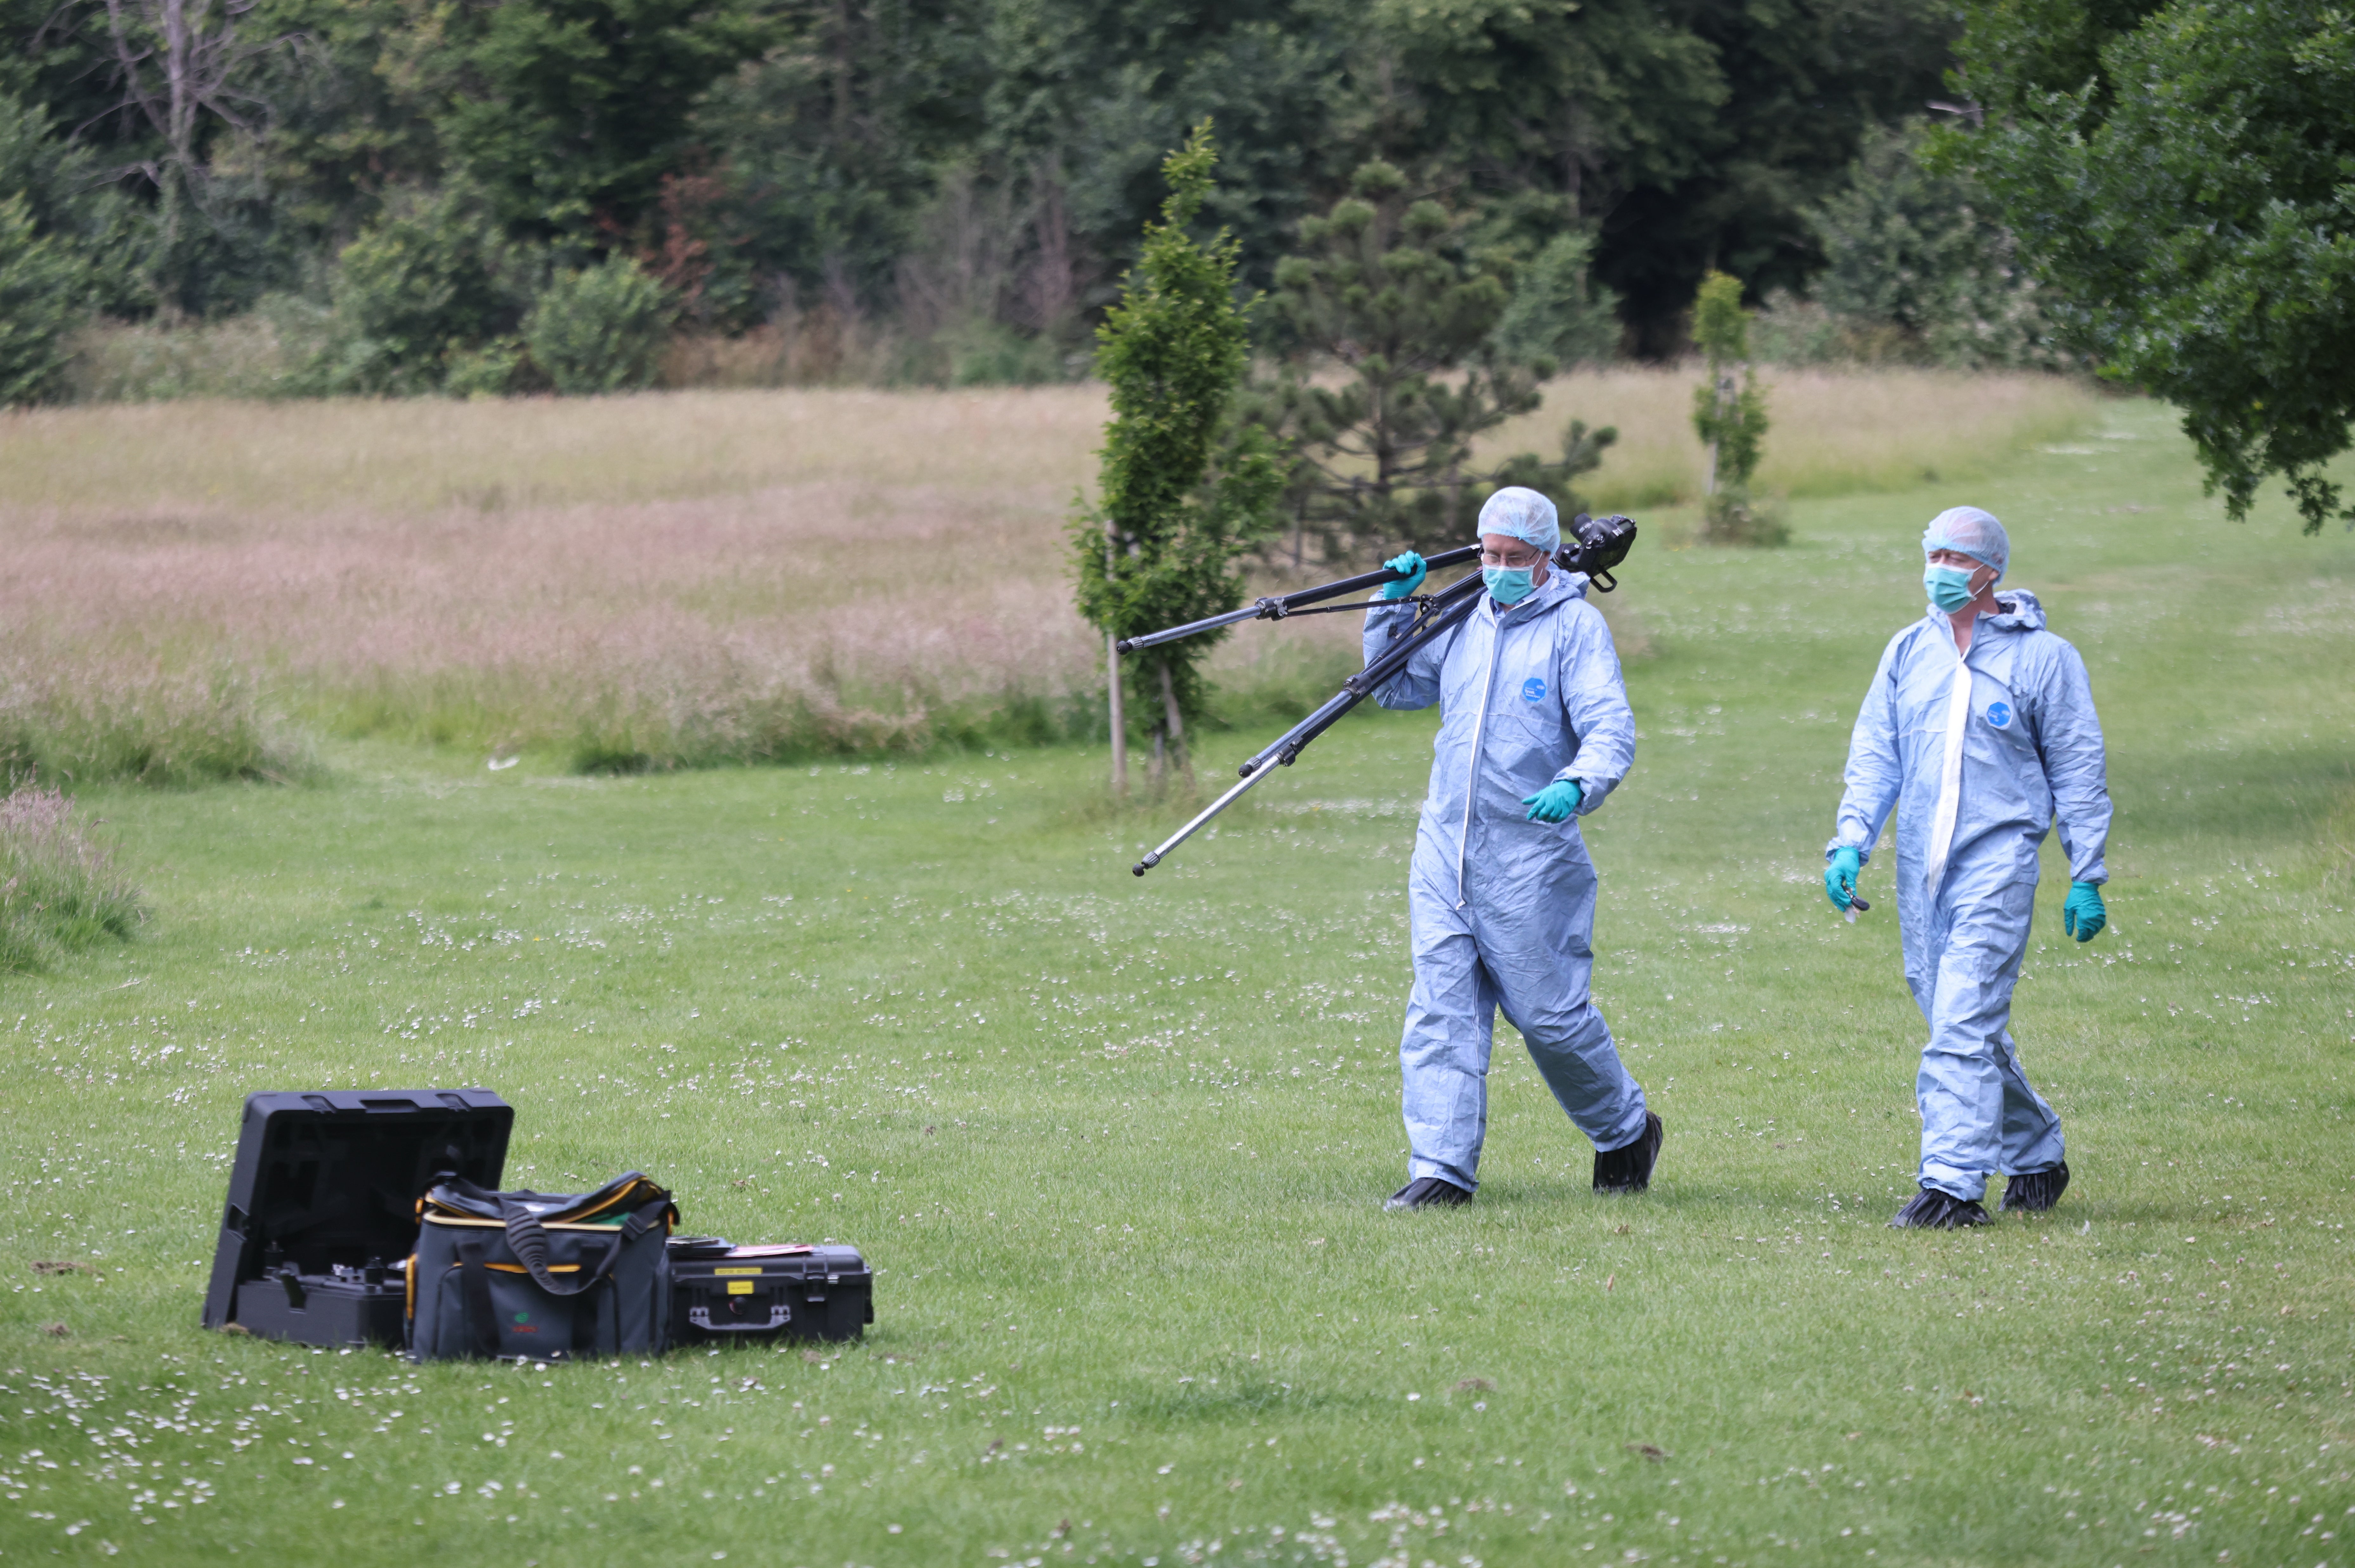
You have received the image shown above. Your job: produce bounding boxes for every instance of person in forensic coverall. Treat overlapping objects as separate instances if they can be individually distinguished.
[1364,487,1661,1211]
[1826,505,2112,1229]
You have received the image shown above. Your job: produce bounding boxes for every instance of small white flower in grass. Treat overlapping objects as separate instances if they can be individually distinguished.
[1407,1392,1421,1401]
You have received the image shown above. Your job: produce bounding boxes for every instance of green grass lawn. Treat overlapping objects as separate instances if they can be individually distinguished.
[4,396,2352,1567]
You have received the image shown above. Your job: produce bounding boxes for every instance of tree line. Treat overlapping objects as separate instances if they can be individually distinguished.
[4,0,2343,538]
[1,0,1968,396]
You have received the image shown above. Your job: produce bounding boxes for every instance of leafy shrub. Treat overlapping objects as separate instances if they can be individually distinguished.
[443,336,530,399]
[0,195,81,406]
[1701,489,1791,547]
[0,784,143,972]
[941,317,1066,387]
[310,190,534,395]
[524,258,674,395]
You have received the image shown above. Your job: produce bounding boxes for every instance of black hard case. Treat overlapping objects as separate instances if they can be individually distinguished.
[201,1088,513,1346]
[669,1242,873,1344]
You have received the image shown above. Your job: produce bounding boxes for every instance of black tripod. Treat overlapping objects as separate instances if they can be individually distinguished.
[1125,513,1636,876]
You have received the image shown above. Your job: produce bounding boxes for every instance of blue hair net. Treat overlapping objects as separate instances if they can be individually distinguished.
[1478,487,1560,554]
[1923,506,2008,579]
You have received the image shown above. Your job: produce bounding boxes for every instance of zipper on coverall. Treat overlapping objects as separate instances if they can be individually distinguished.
[1454,599,1515,910]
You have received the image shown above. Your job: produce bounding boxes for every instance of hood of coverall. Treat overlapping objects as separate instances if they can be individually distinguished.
[1924,586,2045,635]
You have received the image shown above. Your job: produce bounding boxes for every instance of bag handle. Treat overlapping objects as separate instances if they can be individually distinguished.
[501,1198,669,1297]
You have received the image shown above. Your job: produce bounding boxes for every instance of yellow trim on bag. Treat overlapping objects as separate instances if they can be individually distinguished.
[419,1214,630,1233]
[712,1266,763,1276]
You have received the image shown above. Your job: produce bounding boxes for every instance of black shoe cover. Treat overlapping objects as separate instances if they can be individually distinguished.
[1592,1111,1665,1194]
[1384,1176,1473,1211]
[2000,1161,2070,1212]
[1889,1188,1991,1229]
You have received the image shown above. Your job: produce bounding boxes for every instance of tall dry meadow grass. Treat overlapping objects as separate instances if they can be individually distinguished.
[0,783,143,970]
[0,369,2097,779]
[1486,365,2100,512]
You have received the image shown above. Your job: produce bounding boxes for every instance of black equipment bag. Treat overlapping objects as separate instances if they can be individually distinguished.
[667,1238,873,1345]
[202,1089,513,1347]
[410,1173,677,1361]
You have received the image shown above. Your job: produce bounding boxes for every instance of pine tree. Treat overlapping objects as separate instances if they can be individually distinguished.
[1261,162,1614,565]
[1070,121,1282,792]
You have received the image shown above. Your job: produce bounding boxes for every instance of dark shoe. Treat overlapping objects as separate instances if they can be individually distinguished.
[1592,1112,1664,1194]
[2000,1161,2070,1212]
[1889,1188,1991,1229]
[1384,1176,1473,1211]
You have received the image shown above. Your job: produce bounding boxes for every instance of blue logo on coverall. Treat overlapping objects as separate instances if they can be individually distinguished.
[1521,676,1548,703]
[1985,700,2012,729]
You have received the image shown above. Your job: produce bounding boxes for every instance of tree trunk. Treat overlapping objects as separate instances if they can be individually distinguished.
[1158,661,1193,788]
[1703,369,1735,496]
[829,0,853,139]
[1106,630,1126,796]
[1105,516,1127,797]
[1027,166,1073,330]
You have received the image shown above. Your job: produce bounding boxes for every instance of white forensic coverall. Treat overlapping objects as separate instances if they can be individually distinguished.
[1365,567,1647,1192]
[1832,588,2111,1201]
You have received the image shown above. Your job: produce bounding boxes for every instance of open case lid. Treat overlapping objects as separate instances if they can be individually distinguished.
[201,1088,513,1329]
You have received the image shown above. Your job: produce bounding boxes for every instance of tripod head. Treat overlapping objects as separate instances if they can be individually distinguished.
[1559,512,1636,592]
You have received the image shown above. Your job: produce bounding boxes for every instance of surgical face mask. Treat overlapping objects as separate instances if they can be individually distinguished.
[1484,565,1537,604]
[1924,562,1978,614]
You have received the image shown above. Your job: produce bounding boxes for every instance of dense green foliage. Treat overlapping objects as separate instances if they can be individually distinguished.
[0,0,1968,388]
[1259,163,1615,562]
[1490,230,1621,372]
[1071,125,1281,774]
[1757,122,2062,371]
[307,191,536,395]
[1948,0,2355,532]
[0,193,79,404]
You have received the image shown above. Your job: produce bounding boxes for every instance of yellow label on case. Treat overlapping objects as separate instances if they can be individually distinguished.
[713,1266,763,1276]
[726,1280,755,1295]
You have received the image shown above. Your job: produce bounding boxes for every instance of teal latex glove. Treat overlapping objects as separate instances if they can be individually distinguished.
[1380,551,1427,600]
[2062,881,2106,942]
[1522,779,1582,822]
[1825,845,1861,911]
